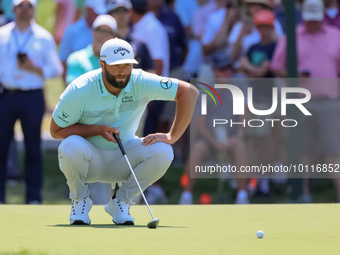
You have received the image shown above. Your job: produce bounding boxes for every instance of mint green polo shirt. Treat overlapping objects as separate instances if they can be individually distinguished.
[53,68,179,150]
[66,44,99,84]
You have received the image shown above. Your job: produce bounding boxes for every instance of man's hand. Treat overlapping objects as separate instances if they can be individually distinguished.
[239,22,252,37]
[98,125,122,143]
[18,58,43,77]
[142,132,175,146]
[251,61,271,77]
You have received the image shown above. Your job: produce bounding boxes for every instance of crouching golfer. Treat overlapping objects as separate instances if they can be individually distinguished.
[50,38,199,225]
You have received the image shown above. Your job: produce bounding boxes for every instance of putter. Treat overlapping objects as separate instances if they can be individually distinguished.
[112,132,160,229]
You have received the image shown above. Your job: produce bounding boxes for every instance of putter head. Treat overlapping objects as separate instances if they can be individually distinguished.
[147,218,160,229]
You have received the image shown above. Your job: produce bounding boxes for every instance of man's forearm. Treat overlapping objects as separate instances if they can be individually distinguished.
[50,119,119,143]
[51,122,101,139]
[154,59,164,76]
[231,35,243,62]
[202,43,217,56]
[169,84,199,142]
[33,66,44,78]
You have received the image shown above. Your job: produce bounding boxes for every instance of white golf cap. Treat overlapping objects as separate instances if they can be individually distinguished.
[92,15,117,32]
[13,0,37,6]
[107,0,132,12]
[302,0,324,21]
[86,0,107,14]
[100,38,138,65]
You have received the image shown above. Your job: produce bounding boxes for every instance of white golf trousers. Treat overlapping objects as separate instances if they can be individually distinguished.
[58,135,174,204]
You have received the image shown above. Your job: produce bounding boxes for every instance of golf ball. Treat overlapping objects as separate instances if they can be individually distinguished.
[257,230,264,238]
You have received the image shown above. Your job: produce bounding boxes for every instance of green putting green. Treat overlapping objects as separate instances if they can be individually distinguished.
[0,204,339,255]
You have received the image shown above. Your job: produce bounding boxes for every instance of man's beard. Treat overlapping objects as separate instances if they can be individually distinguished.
[104,65,131,89]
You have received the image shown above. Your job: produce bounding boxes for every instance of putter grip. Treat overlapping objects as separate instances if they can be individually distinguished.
[111,132,126,155]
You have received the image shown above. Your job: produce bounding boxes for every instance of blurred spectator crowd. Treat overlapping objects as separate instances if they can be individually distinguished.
[1,0,340,205]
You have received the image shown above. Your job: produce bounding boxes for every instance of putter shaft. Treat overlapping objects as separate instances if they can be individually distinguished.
[112,132,156,220]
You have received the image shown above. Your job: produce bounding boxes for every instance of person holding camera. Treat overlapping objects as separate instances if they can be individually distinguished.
[0,0,63,204]
[201,0,241,57]
[228,0,283,69]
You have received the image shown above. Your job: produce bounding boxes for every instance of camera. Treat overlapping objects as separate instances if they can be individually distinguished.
[17,52,27,63]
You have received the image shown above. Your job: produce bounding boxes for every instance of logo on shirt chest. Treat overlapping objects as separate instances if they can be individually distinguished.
[122,95,134,103]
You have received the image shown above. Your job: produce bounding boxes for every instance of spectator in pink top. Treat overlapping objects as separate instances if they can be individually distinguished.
[272,0,340,203]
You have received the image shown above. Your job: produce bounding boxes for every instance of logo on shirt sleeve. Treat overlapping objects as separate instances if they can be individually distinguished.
[62,111,69,119]
[57,111,70,123]
[160,79,172,90]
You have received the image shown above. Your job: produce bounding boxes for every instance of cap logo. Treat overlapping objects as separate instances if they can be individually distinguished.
[305,4,320,13]
[114,47,130,56]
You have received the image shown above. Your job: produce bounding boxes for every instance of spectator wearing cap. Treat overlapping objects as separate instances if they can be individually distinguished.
[66,15,117,84]
[241,10,276,79]
[107,0,154,72]
[179,51,249,205]
[130,0,169,77]
[272,0,340,203]
[228,0,283,69]
[241,10,286,196]
[65,14,117,204]
[324,0,340,29]
[59,0,107,82]
[0,0,40,25]
[0,0,63,204]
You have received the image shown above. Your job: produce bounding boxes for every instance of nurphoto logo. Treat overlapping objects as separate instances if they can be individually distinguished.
[199,83,312,128]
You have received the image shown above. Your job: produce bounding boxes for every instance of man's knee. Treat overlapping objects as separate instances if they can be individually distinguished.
[152,142,174,164]
[58,135,93,178]
[58,135,92,159]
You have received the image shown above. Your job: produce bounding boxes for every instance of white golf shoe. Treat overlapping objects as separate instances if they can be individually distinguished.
[69,196,92,225]
[105,196,134,225]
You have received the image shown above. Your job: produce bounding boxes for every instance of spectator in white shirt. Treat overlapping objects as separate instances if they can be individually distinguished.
[130,0,169,76]
[177,0,216,79]
[0,0,63,204]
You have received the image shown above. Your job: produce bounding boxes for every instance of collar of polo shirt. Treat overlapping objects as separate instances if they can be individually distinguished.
[97,73,131,98]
